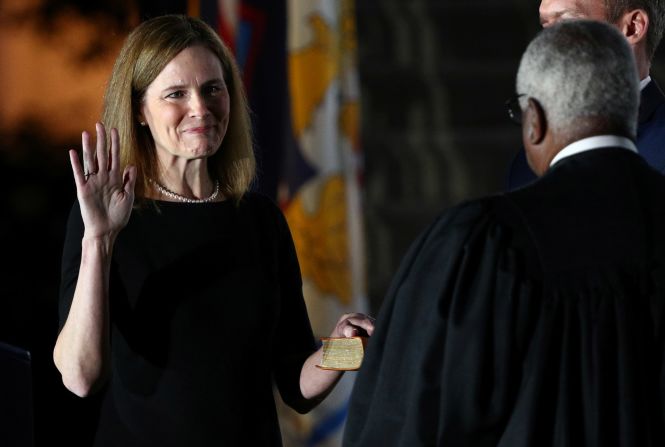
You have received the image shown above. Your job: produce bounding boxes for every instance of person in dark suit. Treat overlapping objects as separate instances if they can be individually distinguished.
[344,20,665,447]
[507,0,665,189]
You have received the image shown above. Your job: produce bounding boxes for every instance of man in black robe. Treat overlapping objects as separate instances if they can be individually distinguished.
[344,20,665,447]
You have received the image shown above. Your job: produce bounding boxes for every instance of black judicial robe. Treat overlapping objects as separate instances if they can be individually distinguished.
[344,148,665,447]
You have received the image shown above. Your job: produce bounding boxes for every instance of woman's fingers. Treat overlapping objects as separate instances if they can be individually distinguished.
[336,313,376,337]
[342,325,360,337]
[69,149,85,188]
[81,130,96,177]
[78,123,122,183]
[123,165,137,196]
[95,122,108,177]
[110,127,120,174]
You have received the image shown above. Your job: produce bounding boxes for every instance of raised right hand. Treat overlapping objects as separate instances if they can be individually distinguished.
[69,122,136,240]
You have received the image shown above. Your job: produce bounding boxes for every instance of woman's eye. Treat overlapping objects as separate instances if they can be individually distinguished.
[166,91,185,99]
[205,85,225,96]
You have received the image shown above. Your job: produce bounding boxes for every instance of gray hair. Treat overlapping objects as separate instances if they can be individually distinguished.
[516,19,639,138]
[605,0,665,60]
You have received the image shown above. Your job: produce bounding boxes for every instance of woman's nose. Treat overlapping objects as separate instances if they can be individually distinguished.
[188,91,210,118]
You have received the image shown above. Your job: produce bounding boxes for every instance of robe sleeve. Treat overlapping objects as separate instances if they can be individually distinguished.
[344,198,540,447]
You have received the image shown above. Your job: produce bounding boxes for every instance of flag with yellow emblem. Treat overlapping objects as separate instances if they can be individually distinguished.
[276,1,367,446]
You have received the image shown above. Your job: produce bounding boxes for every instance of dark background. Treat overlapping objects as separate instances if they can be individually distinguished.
[2,0,665,444]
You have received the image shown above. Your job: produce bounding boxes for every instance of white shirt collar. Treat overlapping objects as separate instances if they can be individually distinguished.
[549,135,637,167]
[640,75,652,90]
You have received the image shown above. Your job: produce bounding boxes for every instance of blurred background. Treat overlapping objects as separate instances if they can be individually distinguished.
[2,0,665,445]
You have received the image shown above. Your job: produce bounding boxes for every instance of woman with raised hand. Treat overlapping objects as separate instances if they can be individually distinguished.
[53,14,374,446]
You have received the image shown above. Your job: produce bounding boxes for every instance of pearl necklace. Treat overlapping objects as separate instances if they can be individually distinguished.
[150,178,220,203]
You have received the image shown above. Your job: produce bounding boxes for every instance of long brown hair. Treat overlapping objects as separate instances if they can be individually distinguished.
[101,14,255,202]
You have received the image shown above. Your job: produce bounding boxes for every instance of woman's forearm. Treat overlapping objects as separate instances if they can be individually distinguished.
[300,347,344,401]
[53,235,114,397]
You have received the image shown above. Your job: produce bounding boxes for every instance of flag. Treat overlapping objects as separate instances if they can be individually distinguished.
[191,1,366,445]
[278,1,367,446]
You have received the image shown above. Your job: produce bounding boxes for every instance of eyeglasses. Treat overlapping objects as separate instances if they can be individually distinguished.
[505,93,526,125]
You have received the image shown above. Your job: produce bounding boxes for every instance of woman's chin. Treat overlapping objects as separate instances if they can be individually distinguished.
[183,142,222,159]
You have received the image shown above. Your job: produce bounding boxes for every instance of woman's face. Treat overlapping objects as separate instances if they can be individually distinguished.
[140,45,230,162]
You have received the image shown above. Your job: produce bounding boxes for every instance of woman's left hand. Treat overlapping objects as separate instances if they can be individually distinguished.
[330,313,376,338]
[299,312,376,403]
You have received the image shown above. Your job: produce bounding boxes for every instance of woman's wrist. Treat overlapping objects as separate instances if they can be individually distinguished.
[81,233,117,257]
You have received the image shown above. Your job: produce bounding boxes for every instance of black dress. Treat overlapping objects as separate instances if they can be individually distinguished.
[344,148,665,447]
[59,193,317,446]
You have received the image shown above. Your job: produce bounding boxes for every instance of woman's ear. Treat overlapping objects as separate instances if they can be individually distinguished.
[136,101,148,127]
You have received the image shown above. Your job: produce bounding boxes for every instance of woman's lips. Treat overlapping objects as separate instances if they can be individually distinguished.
[184,125,214,134]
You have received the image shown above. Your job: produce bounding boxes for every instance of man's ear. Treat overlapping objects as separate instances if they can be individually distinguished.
[522,97,549,177]
[525,97,546,145]
[617,9,648,45]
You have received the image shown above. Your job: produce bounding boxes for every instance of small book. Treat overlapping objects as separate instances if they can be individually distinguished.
[316,336,368,371]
